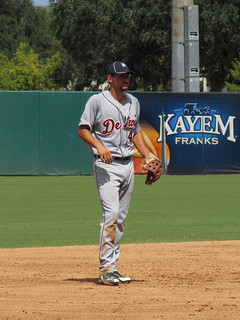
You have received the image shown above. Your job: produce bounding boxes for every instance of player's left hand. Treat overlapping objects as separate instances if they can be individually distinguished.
[142,155,163,185]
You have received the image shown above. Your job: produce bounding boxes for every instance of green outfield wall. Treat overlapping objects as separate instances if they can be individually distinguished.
[0,91,94,175]
[0,91,239,175]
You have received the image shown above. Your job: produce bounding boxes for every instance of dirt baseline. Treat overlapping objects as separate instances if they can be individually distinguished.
[0,241,240,320]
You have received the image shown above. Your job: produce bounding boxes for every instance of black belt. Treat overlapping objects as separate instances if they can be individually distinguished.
[94,155,131,161]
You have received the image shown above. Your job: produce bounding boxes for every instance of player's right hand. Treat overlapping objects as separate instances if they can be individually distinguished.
[97,145,113,164]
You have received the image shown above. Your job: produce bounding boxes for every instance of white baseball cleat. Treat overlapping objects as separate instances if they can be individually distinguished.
[113,271,131,283]
[99,272,120,285]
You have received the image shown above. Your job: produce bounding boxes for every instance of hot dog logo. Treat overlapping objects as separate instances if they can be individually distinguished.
[133,122,170,174]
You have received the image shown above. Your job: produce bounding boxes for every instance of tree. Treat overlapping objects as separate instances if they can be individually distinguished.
[1,0,238,92]
[0,0,71,89]
[127,1,171,91]
[0,0,61,60]
[0,43,62,91]
[51,0,240,92]
[225,60,240,92]
[195,0,240,91]
[51,0,171,91]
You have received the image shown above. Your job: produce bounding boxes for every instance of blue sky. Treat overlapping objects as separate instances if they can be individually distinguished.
[33,0,49,6]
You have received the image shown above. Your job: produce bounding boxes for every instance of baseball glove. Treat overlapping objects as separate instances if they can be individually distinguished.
[142,156,163,185]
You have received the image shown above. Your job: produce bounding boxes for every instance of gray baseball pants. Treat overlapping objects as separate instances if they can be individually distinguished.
[93,157,134,274]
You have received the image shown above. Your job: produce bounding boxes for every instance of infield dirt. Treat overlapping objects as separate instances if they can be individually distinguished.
[1,241,240,320]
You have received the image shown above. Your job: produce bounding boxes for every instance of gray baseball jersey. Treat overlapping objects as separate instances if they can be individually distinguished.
[79,90,141,157]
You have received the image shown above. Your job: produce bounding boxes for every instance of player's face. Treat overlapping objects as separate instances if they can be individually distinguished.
[109,73,130,91]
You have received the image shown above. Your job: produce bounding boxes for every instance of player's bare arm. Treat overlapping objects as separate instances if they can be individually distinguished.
[133,131,150,158]
[78,125,113,164]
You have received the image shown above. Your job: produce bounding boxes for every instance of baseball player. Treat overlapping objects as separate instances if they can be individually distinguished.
[78,61,150,285]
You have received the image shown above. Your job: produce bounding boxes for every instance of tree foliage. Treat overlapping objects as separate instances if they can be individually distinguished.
[0,43,62,90]
[0,0,71,89]
[52,0,240,92]
[0,0,58,59]
[0,0,239,92]
[51,0,171,91]
[195,0,240,91]
[225,60,240,92]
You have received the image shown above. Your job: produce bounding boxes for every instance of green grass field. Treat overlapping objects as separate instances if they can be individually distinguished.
[0,175,239,248]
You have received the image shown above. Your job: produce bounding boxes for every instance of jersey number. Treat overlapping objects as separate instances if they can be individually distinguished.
[128,131,133,143]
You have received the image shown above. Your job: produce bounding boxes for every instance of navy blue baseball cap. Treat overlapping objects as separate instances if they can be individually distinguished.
[107,61,135,75]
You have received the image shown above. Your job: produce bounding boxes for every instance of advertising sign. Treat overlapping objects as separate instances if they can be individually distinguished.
[132,93,240,175]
